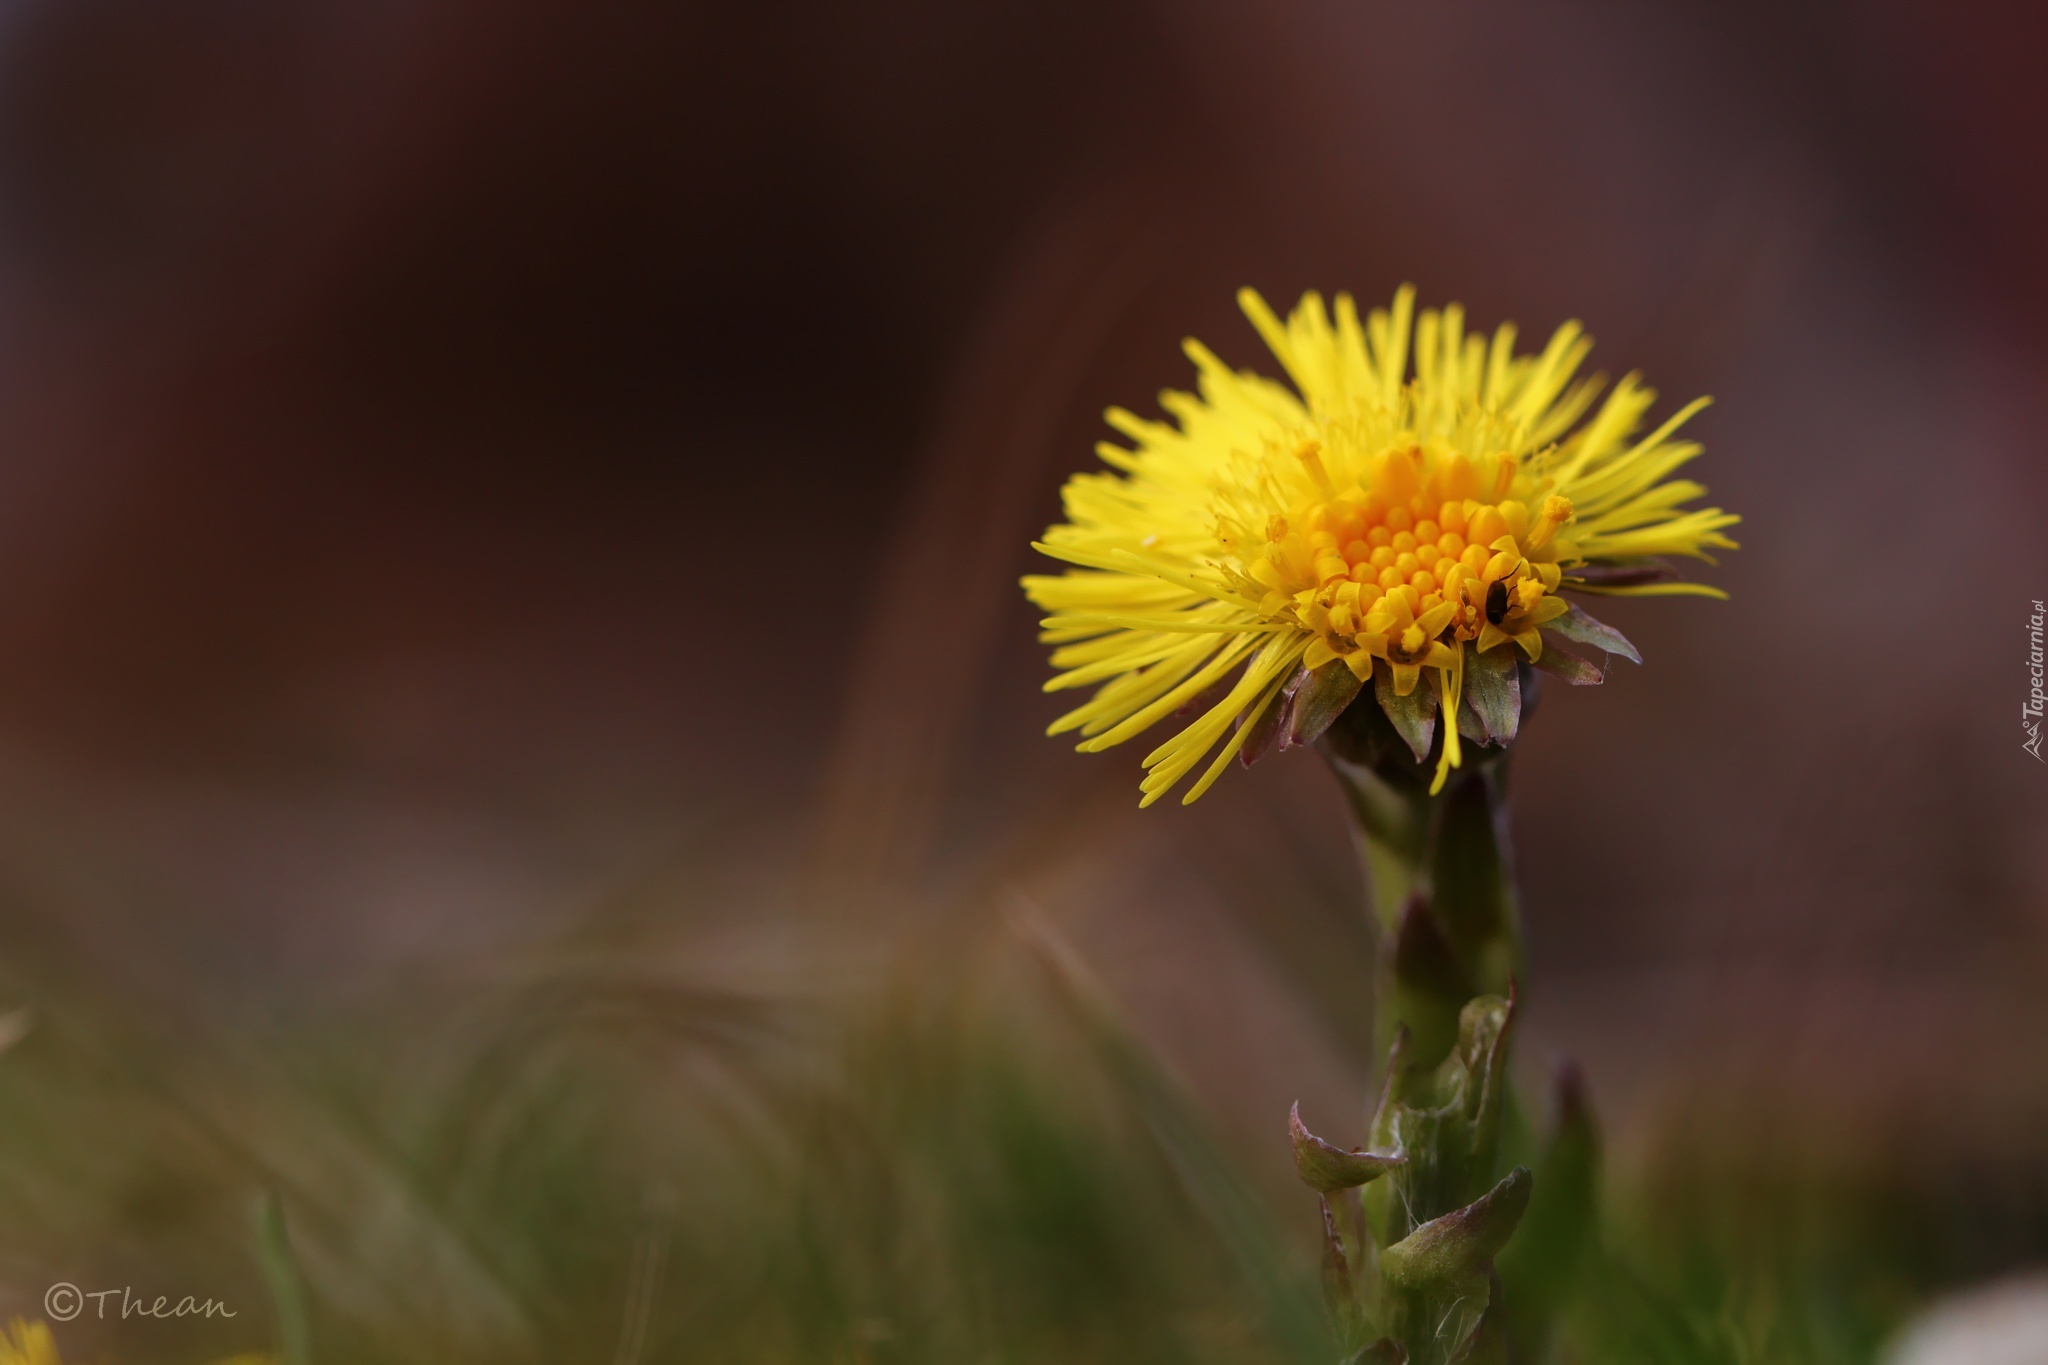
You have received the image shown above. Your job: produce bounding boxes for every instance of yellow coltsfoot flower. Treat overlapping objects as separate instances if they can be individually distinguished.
[1024,285,1738,804]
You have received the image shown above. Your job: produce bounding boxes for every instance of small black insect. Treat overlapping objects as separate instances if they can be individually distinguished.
[1484,578,1511,626]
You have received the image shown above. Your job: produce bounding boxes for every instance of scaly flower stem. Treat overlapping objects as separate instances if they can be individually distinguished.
[1321,689,1523,1070]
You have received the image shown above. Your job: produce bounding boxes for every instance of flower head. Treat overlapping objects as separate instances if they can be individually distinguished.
[1024,286,1737,804]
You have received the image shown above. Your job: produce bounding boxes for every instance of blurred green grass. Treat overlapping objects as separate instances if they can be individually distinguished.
[0,905,1331,1364]
[0,899,2036,1365]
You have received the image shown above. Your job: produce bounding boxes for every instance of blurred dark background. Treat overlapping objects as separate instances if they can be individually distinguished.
[0,0,2043,1337]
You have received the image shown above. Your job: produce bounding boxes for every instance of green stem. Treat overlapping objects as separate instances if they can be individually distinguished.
[1322,705,1522,1070]
[1300,687,1601,1365]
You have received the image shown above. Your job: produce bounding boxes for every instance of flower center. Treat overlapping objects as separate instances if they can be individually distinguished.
[1233,444,1574,658]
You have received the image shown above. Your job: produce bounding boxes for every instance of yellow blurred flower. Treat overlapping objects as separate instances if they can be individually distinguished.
[0,1320,58,1365]
[1025,286,1737,802]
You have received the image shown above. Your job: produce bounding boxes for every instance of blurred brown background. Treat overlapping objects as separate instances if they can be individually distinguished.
[0,0,2043,1263]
